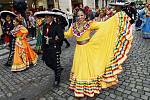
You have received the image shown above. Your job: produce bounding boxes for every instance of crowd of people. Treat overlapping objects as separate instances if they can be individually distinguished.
[135,3,150,38]
[0,0,149,98]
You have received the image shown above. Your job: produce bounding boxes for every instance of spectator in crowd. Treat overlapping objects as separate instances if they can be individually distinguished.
[0,17,3,45]
[2,15,14,47]
[142,3,150,39]
[95,9,107,22]
[26,11,36,39]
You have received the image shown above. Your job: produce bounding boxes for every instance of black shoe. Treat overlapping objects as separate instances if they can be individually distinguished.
[4,63,11,67]
[54,68,64,87]
[65,44,70,48]
[53,80,60,87]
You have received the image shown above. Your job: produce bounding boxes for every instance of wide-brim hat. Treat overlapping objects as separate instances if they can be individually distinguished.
[34,11,57,17]
[52,11,68,26]
[109,2,126,6]
[0,11,17,19]
[52,8,66,14]
[51,9,67,22]
[34,11,67,24]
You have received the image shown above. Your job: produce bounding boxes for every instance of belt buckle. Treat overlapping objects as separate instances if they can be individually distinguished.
[44,36,52,44]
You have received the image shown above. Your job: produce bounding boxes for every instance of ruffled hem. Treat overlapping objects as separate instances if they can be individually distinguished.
[69,68,120,97]
[11,55,38,72]
[104,11,133,78]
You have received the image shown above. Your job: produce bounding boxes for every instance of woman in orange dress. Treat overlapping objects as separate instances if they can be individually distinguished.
[10,17,38,72]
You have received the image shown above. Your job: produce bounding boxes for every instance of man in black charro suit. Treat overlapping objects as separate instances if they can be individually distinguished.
[42,12,64,86]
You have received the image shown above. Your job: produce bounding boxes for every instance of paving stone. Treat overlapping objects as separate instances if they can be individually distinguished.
[105,97,113,100]
[103,91,110,96]
[95,98,103,100]
[136,82,143,86]
[141,95,149,100]
[47,97,54,100]
[136,86,143,90]
[57,90,64,96]
[56,97,66,100]
[39,97,46,100]
[145,92,150,96]
[137,89,145,95]
[116,96,123,100]
[109,94,116,99]
[129,84,135,88]
[62,93,70,98]
[143,87,150,92]
[117,87,124,92]
[98,94,106,99]
[123,90,131,94]
[127,95,135,100]
[122,94,128,98]
[125,87,132,91]
[0,92,6,98]
[131,92,141,98]
[134,98,143,100]
[131,81,136,84]
[6,93,12,97]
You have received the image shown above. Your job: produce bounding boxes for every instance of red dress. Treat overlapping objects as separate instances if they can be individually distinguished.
[2,21,14,43]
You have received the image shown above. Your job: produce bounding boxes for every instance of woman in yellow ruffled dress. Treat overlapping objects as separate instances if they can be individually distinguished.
[65,8,133,97]
[10,17,38,72]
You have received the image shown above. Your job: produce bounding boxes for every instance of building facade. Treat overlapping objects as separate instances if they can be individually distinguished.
[0,0,149,12]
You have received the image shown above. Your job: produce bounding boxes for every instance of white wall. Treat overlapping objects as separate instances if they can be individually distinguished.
[59,0,72,13]
[83,0,95,11]
[37,0,48,9]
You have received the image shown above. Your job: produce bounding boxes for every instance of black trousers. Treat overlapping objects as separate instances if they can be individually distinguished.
[28,27,36,38]
[42,44,62,82]
[42,44,61,71]
[7,36,15,65]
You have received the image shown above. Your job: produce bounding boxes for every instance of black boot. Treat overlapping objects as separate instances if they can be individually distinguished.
[5,40,15,67]
[54,68,64,87]
[64,38,70,48]
[4,62,11,67]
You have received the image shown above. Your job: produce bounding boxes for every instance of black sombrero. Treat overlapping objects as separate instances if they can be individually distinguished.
[109,2,126,6]
[34,10,67,23]
[52,8,66,14]
[0,11,17,19]
[34,11,57,17]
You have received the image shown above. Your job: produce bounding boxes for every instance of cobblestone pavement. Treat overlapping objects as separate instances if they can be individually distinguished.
[0,57,55,100]
[37,30,150,100]
[0,30,150,100]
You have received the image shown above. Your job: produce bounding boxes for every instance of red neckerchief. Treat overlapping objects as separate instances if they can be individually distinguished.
[46,24,51,36]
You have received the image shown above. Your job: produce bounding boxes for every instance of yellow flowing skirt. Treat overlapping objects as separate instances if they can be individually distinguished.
[69,12,133,97]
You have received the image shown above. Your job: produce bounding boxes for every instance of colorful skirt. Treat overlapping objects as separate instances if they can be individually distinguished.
[142,17,150,39]
[35,31,42,52]
[11,39,38,71]
[69,12,133,97]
